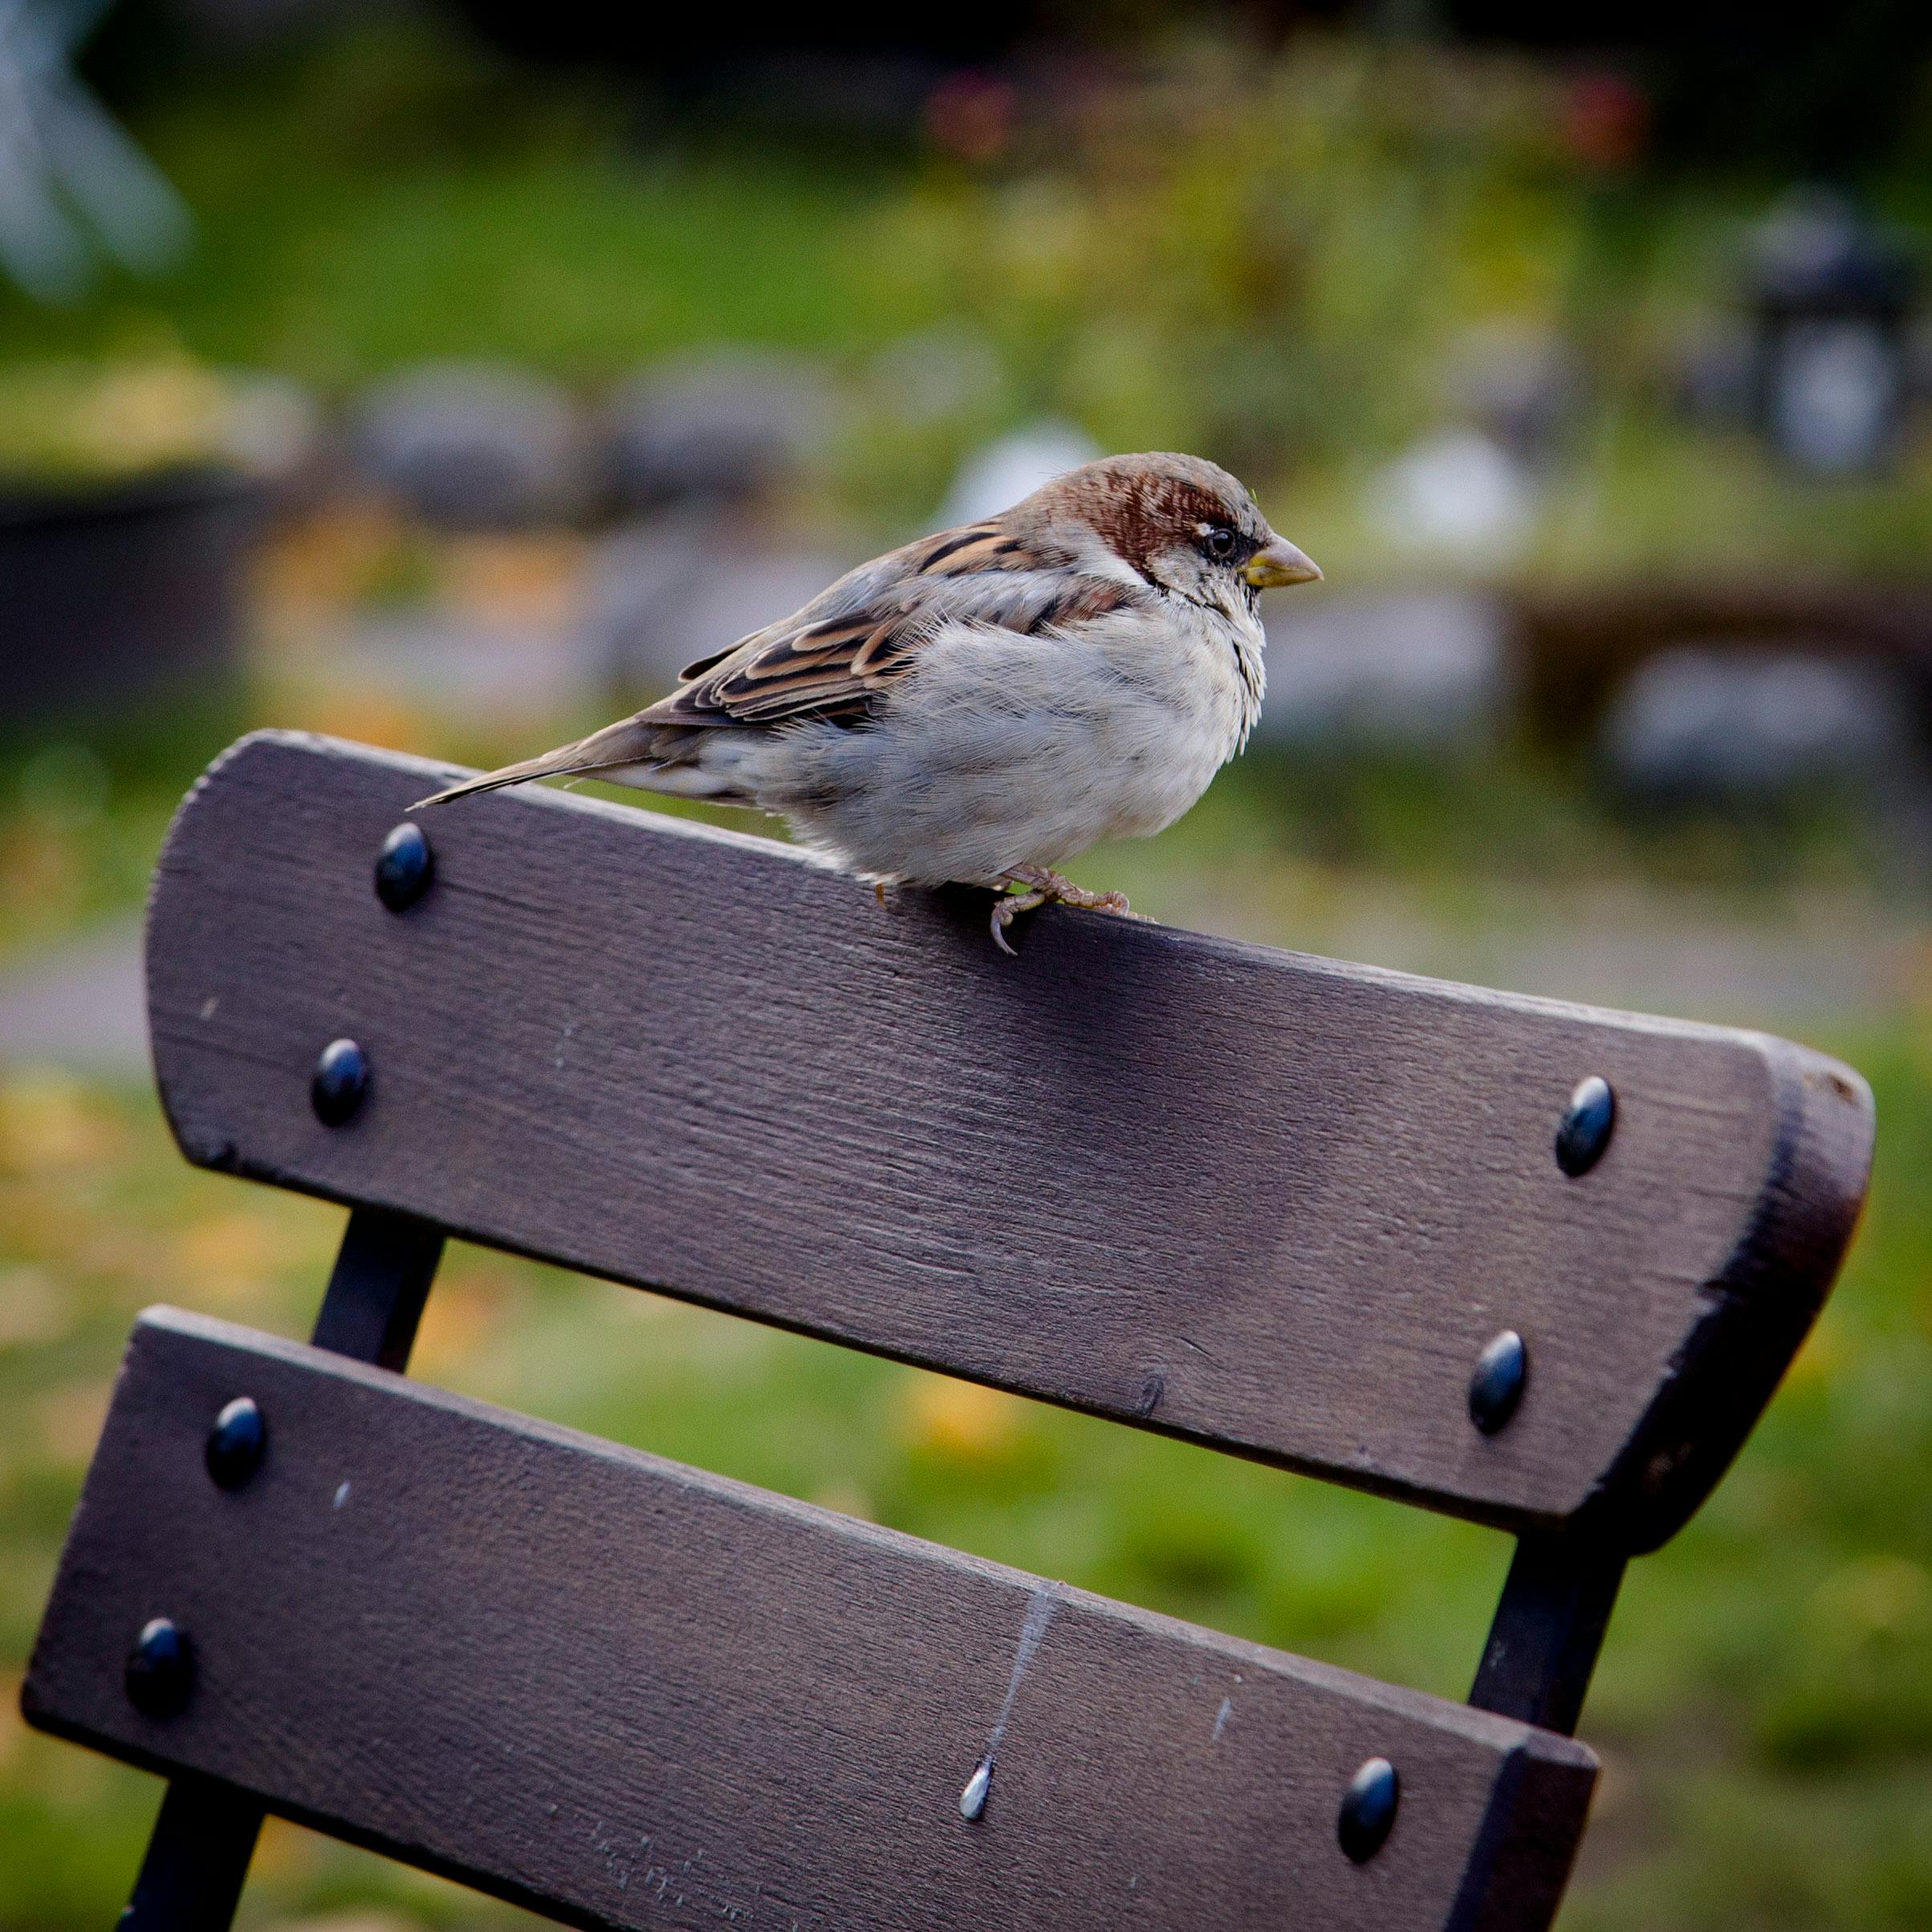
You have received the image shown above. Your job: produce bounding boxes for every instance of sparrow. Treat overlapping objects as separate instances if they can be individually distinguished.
[416,452,1321,952]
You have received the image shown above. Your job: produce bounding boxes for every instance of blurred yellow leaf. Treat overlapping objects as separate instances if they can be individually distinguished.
[0,1072,128,1175]
[899,1374,1027,1462]
[169,1209,282,1309]
[409,1269,510,1377]
[443,532,586,624]
[32,1379,111,1466]
[296,690,440,754]
[0,1672,22,1775]
[250,1816,328,1885]
[0,1266,68,1348]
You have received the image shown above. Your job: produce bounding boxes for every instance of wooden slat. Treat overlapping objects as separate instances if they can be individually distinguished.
[26,1309,1596,1932]
[145,733,1874,1549]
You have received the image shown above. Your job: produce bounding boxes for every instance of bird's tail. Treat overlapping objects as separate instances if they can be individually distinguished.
[412,716,670,809]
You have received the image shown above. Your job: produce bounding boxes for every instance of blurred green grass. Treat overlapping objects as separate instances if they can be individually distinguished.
[1,1018,1927,1930]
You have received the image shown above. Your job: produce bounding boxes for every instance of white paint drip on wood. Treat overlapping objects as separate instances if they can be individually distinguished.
[959,1581,1060,1820]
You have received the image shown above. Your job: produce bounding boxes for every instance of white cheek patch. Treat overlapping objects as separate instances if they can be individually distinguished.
[1066,524,1151,590]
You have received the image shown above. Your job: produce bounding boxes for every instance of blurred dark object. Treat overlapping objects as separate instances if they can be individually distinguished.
[0,467,260,724]
[1258,589,1516,754]
[1750,191,1918,475]
[1442,0,1932,171]
[1446,323,1582,463]
[1516,583,1932,747]
[602,350,837,515]
[439,2,1034,68]
[352,363,588,530]
[584,513,853,693]
[1600,645,1914,803]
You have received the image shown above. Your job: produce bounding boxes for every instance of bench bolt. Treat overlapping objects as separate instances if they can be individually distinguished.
[375,823,434,912]
[1555,1076,1616,1176]
[125,1618,193,1718]
[205,1396,266,1489]
[1469,1330,1527,1434]
[311,1039,369,1126]
[1337,1755,1399,1862]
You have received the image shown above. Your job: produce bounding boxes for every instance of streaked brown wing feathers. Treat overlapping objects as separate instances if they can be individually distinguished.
[645,519,1133,733]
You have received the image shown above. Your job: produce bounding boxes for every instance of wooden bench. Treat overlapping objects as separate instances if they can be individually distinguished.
[23,730,1875,1931]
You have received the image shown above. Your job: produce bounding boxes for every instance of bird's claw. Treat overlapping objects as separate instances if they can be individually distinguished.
[989,870,1133,955]
[990,888,1048,954]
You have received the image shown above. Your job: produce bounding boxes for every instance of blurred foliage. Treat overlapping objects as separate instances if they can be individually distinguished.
[2,17,1926,571]
[873,40,1597,472]
[0,1023,1927,1930]
[0,355,235,486]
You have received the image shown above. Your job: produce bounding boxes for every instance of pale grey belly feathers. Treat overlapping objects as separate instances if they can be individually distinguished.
[604,604,1265,887]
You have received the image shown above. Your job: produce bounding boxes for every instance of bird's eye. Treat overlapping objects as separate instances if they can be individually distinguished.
[1203,525,1238,561]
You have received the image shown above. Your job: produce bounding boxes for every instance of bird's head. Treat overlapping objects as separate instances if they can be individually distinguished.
[1019,452,1321,615]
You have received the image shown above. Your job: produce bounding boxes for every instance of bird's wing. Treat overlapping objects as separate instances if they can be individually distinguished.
[649,521,1143,730]
[409,522,1145,808]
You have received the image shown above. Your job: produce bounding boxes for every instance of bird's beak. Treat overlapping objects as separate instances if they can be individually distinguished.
[1243,536,1323,589]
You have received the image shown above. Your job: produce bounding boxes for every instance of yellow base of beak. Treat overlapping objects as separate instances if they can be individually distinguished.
[1244,538,1323,589]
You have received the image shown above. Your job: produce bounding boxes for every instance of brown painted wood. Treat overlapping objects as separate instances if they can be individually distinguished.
[145,732,1874,1548]
[26,1309,1596,1932]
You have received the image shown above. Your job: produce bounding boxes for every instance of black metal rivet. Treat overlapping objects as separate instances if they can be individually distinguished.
[1338,1755,1399,1862]
[205,1396,266,1490]
[1555,1075,1616,1177]
[1469,1329,1528,1434]
[125,1617,193,1717]
[311,1038,368,1126]
[374,821,433,913]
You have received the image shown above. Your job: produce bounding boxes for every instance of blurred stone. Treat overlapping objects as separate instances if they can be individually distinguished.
[1601,646,1913,801]
[1666,318,1756,423]
[353,363,586,528]
[1365,430,1535,567]
[584,515,856,693]
[1258,590,1515,752]
[603,350,838,512]
[330,610,598,718]
[1444,322,1580,459]
[940,420,1102,526]
[222,372,324,482]
[870,327,1008,427]
[0,921,145,1076]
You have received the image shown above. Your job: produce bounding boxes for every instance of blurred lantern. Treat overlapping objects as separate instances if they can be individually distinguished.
[1562,70,1649,173]
[924,71,1018,166]
[1751,189,1918,475]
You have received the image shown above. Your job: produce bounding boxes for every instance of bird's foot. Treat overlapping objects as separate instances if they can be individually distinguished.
[989,868,1134,955]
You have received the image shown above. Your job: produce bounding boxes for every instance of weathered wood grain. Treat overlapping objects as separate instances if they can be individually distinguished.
[145,732,1874,1548]
[26,1310,1596,1932]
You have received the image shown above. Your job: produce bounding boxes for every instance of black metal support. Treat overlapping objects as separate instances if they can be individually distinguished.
[117,1206,445,1930]
[1468,1532,1627,1737]
[307,1206,445,1369]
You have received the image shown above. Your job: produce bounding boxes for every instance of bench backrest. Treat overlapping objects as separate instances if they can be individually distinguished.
[24,731,1874,1932]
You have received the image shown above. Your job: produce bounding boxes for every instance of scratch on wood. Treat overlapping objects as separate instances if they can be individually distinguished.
[959,1580,1061,1820]
[1212,1696,1232,1742]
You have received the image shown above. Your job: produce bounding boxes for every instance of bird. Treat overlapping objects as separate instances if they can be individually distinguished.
[415,452,1321,953]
